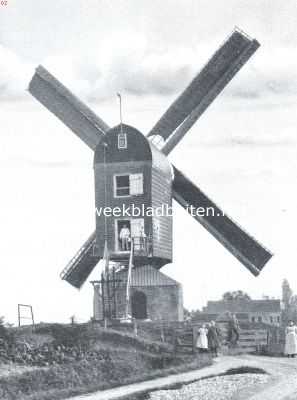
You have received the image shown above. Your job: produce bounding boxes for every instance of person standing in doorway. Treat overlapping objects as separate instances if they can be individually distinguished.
[285,320,297,357]
[119,224,130,251]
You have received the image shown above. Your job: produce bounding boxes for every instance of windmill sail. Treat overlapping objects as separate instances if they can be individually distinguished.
[148,29,259,144]
[172,166,272,276]
[60,231,100,288]
[29,66,109,150]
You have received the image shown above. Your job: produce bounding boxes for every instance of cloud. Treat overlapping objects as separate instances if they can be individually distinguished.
[225,46,297,101]
[32,42,297,104]
[41,32,195,101]
[1,33,297,106]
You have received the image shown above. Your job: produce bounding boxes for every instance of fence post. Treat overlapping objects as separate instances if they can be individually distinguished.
[160,322,165,343]
[133,319,138,336]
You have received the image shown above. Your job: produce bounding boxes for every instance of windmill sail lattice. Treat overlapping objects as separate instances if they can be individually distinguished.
[172,167,272,276]
[29,66,107,150]
[148,30,259,145]
[60,231,100,288]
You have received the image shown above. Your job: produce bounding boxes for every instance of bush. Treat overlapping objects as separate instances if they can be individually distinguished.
[0,317,15,347]
[35,324,91,349]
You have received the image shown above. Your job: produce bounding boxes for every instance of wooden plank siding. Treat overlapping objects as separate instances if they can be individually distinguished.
[94,161,152,257]
[151,166,172,262]
[93,124,173,267]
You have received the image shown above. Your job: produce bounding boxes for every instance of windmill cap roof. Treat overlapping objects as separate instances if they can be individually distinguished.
[94,124,172,177]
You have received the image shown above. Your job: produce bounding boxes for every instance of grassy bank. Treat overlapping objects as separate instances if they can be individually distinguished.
[0,323,212,400]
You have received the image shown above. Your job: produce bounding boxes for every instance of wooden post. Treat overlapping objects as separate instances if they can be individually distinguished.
[17,304,21,327]
[101,272,106,321]
[192,326,196,354]
[173,330,178,355]
[106,271,111,318]
[133,318,138,336]
[160,321,165,343]
[17,304,34,327]
[31,306,35,328]
[113,267,117,318]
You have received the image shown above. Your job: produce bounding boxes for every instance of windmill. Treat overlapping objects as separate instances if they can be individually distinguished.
[28,29,272,319]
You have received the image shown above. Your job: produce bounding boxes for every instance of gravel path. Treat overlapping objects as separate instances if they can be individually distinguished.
[69,355,297,400]
[149,374,269,400]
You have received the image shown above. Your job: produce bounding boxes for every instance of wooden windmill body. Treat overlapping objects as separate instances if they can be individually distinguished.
[29,29,272,321]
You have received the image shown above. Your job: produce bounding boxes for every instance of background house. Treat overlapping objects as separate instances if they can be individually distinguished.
[194,299,281,326]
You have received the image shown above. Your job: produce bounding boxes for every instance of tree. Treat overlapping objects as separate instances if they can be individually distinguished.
[282,279,293,309]
[0,316,14,344]
[222,290,251,301]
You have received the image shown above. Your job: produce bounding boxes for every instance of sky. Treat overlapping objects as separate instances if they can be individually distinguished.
[0,0,297,324]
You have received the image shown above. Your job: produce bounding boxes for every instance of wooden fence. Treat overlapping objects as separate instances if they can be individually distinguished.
[174,324,268,354]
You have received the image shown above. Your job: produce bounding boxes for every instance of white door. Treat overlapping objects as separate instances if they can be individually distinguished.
[131,218,144,238]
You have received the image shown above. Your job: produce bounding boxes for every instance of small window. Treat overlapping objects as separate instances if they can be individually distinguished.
[277,316,280,323]
[114,174,143,197]
[258,316,262,323]
[115,175,130,197]
[251,316,255,323]
[118,133,127,149]
[270,316,274,324]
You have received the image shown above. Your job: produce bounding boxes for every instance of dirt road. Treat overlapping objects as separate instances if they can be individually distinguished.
[69,355,297,400]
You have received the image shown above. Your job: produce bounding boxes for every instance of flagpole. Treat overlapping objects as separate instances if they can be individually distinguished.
[117,93,123,135]
[125,239,133,319]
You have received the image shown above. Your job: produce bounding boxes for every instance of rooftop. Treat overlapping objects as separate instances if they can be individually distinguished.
[203,299,281,313]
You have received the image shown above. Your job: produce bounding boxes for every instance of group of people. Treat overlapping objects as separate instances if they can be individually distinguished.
[196,313,240,357]
[196,321,221,357]
[285,320,297,357]
[119,224,147,251]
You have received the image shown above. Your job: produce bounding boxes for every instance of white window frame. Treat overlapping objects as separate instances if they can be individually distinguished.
[118,133,127,149]
[130,218,144,238]
[114,173,144,198]
[114,174,130,198]
[130,173,143,196]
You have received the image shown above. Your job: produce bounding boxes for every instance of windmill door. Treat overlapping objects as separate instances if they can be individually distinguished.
[131,291,147,319]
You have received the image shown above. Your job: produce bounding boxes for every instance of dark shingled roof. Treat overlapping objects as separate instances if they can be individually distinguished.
[94,124,172,178]
[116,265,179,287]
[203,299,281,313]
